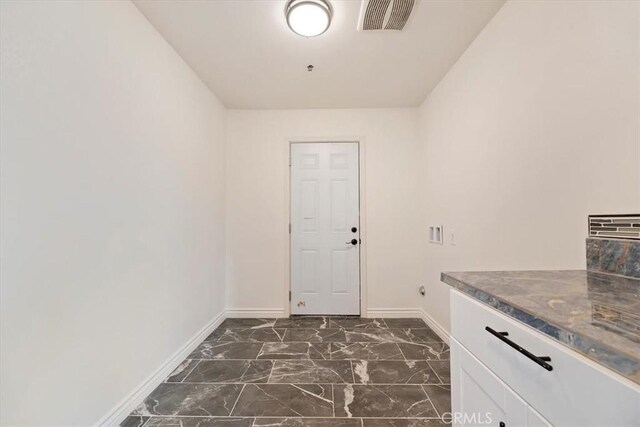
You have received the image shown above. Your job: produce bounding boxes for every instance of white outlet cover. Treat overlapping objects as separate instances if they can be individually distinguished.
[429,225,444,244]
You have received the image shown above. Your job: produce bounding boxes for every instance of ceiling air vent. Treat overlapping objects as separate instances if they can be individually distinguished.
[358,0,415,31]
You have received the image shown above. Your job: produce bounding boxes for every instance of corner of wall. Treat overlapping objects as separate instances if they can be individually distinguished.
[98,311,226,426]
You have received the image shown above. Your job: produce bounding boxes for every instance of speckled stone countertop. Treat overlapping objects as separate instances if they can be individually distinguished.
[441,270,640,385]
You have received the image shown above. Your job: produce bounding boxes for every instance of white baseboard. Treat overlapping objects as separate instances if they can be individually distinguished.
[366,308,450,344]
[95,306,447,425]
[366,308,423,318]
[225,308,286,318]
[420,309,450,345]
[96,311,226,426]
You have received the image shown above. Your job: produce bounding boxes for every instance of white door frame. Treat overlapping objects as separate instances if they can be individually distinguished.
[283,136,368,317]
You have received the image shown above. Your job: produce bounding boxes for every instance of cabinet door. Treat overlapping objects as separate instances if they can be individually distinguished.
[527,406,552,427]
[451,338,528,427]
[451,289,640,426]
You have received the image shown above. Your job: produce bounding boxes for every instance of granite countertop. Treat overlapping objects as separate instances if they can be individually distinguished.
[441,270,640,385]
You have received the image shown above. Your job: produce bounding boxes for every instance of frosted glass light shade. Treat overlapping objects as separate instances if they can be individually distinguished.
[286,0,332,37]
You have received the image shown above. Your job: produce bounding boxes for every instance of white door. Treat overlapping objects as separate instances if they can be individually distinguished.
[290,142,360,315]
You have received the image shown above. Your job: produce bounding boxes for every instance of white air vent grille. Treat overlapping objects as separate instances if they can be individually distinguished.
[362,0,391,30]
[385,0,414,30]
[359,0,415,31]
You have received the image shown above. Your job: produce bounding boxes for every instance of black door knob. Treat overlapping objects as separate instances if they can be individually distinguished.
[346,239,358,245]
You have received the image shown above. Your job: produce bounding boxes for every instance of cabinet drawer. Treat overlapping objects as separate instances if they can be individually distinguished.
[451,338,530,427]
[451,289,640,427]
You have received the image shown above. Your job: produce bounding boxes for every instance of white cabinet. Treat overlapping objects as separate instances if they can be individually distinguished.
[452,338,531,427]
[450,289,640,427]
[526,406,552,427]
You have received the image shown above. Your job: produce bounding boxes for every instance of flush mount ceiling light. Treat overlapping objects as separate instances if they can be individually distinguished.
[286,0,332,38]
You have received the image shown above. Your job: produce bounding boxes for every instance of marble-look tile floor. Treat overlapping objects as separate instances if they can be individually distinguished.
[122,317,451,427]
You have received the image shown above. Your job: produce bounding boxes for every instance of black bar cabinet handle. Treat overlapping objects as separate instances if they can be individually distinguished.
[485,326,553,371]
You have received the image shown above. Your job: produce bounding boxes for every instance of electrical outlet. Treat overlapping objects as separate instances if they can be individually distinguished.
[428,225,443,244]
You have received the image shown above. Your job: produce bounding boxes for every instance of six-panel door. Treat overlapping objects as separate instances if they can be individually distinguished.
[290,142,360,315]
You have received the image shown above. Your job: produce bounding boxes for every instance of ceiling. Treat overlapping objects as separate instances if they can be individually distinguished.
[133,0,505,109]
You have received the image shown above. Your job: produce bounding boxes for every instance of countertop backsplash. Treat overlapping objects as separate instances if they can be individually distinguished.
[587,214,640,279]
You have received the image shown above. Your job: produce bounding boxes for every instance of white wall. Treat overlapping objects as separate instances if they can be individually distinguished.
[3,0,639,423]
[226,109,424,316]
[0,1,226,425]
[418,0,640,332]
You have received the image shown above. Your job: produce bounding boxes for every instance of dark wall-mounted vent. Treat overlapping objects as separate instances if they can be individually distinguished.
[589,214,640,240]
[359,0,415,31]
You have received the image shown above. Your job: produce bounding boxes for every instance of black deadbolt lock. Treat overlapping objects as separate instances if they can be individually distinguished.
[351,227,357,233]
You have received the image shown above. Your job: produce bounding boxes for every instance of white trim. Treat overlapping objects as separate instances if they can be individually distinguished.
[284,136,368,317]
[96,311,225,426]
[225,308,287,318]
[420,309,451,345]
[367,308,451,345]
[366,308,424,318]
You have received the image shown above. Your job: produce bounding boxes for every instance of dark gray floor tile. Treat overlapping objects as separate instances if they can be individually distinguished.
[218,328,286,342]
[143,418,254,427]
[363,419,446,426]
[334,384,437,418]
[254,418,362,426]
[131,317,451,427]
[203,328,225,342]
[284,328,346,342]
[275,317,332,329]
[403,328,443,343]
[220,318,277,329]
[344,328,412,343]
[330,318,387,329]
[257,342,330,360]
[189,342,264,360]
[352,360,440,384]
[383,318,428,328]
[132,383,243,416]
[423,384,452,416]
[398,343,450,360]
[331,342,404,360]
[166,359,200,382]
[231,384,334,417]
[183,360,273,383]
[120,415,149,427]
[269,360,353,383]
[427,361,450,384]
